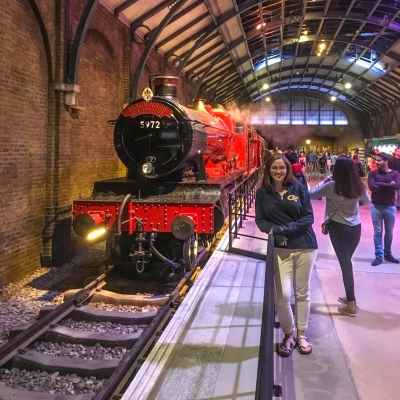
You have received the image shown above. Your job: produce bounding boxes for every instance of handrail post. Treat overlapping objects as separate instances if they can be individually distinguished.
[239,193,244,228]
[245,180,250,213]
[255,235,276,400]
[228,193,233,251]
[234,191,238,238]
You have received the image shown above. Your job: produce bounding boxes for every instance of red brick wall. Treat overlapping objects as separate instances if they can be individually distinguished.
[68,29,121,201]
[0,0,222,286]
[0,0,48,285]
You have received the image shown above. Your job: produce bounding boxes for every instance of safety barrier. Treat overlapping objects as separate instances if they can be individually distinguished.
[228,167,281,400]
[228,167,265,260]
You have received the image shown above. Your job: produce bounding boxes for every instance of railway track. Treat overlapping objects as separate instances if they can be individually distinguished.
[0,263,202,400]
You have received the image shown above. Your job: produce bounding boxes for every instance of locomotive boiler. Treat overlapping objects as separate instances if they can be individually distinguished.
[72,76,266,276]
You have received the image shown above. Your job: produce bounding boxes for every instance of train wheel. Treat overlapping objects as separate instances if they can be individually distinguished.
[182,235,198,272]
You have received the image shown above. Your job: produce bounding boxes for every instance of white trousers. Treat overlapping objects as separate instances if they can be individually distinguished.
[274,248,318,334]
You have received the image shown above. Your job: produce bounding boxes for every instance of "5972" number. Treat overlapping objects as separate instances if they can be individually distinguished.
[140,121,160,128]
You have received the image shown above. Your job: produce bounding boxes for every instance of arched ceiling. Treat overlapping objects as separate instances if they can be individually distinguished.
[101,0,400,116]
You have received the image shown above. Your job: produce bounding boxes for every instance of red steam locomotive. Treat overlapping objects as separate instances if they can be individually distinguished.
[72,76,266,276]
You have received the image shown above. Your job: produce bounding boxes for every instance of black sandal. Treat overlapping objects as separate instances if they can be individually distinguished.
[278,336,295,357]
[297,335,312,355]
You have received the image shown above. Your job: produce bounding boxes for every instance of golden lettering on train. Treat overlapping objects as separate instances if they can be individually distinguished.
[122,102,172,118]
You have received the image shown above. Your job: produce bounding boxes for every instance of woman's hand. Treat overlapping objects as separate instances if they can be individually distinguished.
[268,229,273,235]
[322,175,332,184]
[274,234,288,246]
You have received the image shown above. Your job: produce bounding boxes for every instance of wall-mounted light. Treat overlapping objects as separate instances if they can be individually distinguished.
[306,139,311,145]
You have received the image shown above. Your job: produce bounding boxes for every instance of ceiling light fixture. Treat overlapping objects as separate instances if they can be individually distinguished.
[330,96,337,101]
[344,82,352,89]
[265,96,271,102]
[263,83,269,89]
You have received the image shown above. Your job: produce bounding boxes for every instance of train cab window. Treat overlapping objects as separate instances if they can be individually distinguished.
[235,122,244,134]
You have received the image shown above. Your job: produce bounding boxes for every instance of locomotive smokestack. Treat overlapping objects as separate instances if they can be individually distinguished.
[151,75,180,101]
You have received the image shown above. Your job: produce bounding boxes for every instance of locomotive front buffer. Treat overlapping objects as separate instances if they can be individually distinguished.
[73,186,224,275]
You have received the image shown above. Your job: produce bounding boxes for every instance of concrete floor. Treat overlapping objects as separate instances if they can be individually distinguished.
[122,180,400,400]
[243,180,400,400]
[308,183,400,400]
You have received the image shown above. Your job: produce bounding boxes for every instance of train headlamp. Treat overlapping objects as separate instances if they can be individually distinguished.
[87,227,107,241]
[73,213,107,240]
[142,162,155,175]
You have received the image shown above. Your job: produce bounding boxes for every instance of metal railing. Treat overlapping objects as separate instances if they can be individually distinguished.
[255,235,276,400]
[227,167,280,400]
[228,168,266,260]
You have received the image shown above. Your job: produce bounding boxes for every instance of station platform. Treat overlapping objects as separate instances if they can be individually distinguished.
[122,182,400,400]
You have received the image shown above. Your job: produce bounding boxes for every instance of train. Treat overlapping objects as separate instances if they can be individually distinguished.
[72,75,266,277]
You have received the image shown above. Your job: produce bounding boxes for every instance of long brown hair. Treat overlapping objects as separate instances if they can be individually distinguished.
[332,157,365,198]
[262,153,297,190]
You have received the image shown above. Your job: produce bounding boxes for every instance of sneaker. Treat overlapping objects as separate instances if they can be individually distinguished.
[338,297,357,308]
[384,255,399,264]
[371,258,382,266]
[338,305,356,317]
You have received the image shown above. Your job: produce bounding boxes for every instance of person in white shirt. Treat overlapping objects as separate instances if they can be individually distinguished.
[330,152,338,172]
[309,157,370,317]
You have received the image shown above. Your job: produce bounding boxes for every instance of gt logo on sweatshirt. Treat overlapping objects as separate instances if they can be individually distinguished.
[287,195,299,202]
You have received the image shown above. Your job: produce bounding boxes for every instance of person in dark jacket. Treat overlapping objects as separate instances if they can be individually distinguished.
[318,154,327,175]
[388,147,400,212]
[368,152,400,265]
[352,154,365,178]
[285,151,308,187]
[255,153,318,357]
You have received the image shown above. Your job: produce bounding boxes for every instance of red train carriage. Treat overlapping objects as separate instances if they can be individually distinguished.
[72,76,266,276]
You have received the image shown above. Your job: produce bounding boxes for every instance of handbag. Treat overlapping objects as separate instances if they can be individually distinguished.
[321,198,345,235]
[321,221,330,235]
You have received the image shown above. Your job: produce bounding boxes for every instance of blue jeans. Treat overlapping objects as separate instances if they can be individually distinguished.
[371,204,397,259]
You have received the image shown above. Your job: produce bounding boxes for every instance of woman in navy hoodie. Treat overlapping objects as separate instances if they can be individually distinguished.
[256,153,318,357]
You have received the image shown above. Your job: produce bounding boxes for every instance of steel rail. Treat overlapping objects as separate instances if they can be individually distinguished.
[93,267,196,400]
[0,273,108,366]
[93,212,228,399]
